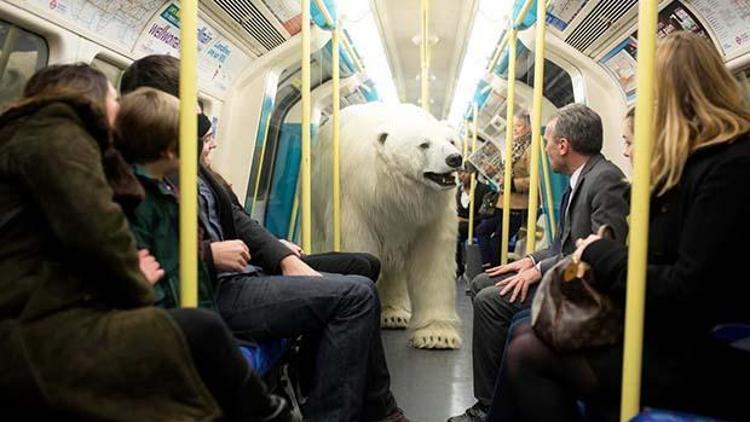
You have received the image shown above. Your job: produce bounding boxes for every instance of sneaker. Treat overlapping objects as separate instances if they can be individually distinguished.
[447,402,487,422]
[370,407,412,422]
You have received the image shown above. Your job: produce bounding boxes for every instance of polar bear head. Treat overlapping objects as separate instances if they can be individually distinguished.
[374,104,463,191]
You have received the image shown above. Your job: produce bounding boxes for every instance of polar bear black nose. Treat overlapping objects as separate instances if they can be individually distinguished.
[445,153,462,168]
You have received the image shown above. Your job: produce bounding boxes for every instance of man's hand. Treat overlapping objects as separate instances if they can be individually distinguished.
[485,256,534,277]
[138,249,164,285]
[211,240,250,272]
[496,266,542,303]
[279,239,304,257]
[280,255,321,277]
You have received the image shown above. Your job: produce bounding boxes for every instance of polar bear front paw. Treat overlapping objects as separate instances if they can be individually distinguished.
[410,324,461,349]
[381,306,411,329]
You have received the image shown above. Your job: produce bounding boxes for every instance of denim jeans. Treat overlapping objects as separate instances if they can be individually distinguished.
[216,272,391,422]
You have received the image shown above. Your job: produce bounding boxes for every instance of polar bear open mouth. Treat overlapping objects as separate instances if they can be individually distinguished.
[424,172,456,187]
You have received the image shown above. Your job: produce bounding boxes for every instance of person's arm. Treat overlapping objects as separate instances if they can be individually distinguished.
[589,169,630,244]
[583,155,750,308]
[18,113,152,307]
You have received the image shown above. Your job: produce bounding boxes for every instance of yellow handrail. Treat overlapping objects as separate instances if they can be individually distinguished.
[486,0,534,73]
[540,136,556,238]
[620,1,657,420]
[179,0,198,308]
[500,29,518,265]
[420,0,430,111]
[525,0,546,254]
[467,103,479,245]
[312,0,364,72]
[301,0,312,252]
[332,22,342,251]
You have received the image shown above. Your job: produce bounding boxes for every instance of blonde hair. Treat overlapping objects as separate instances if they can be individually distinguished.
[652,31,750,195]
[115,87,180,164]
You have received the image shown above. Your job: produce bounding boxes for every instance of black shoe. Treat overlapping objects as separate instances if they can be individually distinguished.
[447,403,487,422]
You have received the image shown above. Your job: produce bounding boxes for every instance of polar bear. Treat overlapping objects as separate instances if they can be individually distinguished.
[312,102,462,349]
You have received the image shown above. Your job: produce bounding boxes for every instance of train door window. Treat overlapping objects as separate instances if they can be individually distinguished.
[91,56,125,90]
[0,21,49,111]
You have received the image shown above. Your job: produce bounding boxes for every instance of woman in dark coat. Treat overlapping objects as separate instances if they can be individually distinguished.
[0,64,285,420]
[488,32,750,421]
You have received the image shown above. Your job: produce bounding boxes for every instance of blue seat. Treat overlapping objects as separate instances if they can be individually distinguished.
[239,338,289,377]
[631,408,725,421]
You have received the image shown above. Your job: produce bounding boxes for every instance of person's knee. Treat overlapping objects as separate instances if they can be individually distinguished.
[471,273,493,297]
[342,275,378,309]
[505,331,543,378]
[361,253,381,281]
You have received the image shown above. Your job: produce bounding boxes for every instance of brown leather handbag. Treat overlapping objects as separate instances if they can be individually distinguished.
[530,225,623,352]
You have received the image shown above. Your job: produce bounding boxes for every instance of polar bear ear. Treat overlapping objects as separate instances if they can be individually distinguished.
[377,133,388,145]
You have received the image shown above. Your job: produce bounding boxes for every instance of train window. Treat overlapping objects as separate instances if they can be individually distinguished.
[0,21,49,111]
[91,56,125,90]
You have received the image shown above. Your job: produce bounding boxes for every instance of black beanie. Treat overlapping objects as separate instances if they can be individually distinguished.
[198,113,212,138]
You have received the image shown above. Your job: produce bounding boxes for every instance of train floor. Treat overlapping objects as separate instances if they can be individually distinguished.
[382,279,475,422]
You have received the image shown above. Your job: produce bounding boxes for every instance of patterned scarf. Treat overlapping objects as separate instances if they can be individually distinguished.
[505,131,532,176]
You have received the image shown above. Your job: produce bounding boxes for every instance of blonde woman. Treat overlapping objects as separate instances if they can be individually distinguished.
[487,32,750,421]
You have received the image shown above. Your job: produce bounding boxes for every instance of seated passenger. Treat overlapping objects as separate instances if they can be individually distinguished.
[456,167,491,277]
[114,87,217,309]
[449,104,629,422]
[120,54,407,422]
[0,63,288,420]
[487,31,750,422]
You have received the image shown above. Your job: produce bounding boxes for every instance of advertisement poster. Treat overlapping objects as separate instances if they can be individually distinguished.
[132,1,250,95]
[261,0,302,35]
[684,0,750,56]
[599,37,638,102]
[644,1,712,41]
[546,0,588,31]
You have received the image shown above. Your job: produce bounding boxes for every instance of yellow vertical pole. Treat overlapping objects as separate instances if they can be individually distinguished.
[500,30,517,265]
[467,104,479,245]
[620,1,657,420]
[301,0,312,253]
[540,137,556,238]
[525,0,546,254]
[420,0,430,111]
[332,22,342,252]
[179,0,198,308]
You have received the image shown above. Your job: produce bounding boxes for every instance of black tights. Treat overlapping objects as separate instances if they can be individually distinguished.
[168,308,280,421]
[488,320,599,422]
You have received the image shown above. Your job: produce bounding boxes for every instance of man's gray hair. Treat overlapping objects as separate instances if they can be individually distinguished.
[549,103,602,155]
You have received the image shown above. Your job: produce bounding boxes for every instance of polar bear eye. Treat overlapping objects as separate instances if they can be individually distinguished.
[419,141,430,149]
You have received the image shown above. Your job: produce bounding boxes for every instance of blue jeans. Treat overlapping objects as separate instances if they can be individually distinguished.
[476,210,526,267]
[216,272,383,422]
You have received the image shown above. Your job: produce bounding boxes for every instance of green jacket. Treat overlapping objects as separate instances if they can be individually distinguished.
[0,97,219,420]
[129,165,217,310]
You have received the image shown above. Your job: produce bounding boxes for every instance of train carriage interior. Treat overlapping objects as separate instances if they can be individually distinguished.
[1,0,749,420]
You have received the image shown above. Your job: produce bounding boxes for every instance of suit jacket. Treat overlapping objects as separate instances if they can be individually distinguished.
[530,153,629,274]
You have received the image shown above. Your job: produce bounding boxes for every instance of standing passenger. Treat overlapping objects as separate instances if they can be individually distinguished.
[489,31,750,422]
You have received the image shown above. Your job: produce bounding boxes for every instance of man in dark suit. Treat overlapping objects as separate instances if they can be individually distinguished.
[449,104,629,422]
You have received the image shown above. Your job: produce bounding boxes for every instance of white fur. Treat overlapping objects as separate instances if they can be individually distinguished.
[312,102,462,349]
